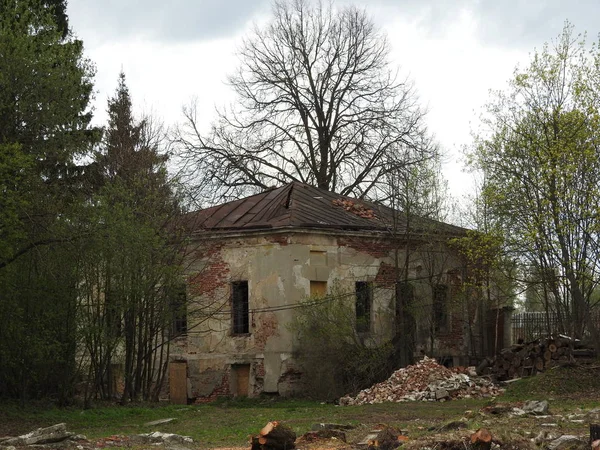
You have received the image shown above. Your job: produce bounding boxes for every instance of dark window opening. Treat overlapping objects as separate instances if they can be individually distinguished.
[433,284,449,332]
[395,282,416,331]
[232,281,249,334]
[171,284,187,336]
[355,281,372,333]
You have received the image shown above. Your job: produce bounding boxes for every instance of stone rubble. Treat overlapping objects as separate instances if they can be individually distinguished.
[0,423,79,446]
[339,356,504,406]
[137,431,193,444]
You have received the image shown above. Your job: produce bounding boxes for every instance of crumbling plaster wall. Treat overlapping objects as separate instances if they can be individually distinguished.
[172,230,470,400]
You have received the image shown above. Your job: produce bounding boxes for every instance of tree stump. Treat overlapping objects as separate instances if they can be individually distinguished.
[250,421,296,450]
[470,428,492,450]
[591,424,600,446]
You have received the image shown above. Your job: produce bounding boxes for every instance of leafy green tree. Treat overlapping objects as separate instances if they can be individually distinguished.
[289,285,392,399]
[470,24,600,349]
[0,0,96,402]
[0,144,32,264]
[78,73,184,404]
[0,0,96,269]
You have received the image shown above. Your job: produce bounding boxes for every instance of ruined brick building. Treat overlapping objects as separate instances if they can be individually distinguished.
[167,182,509,403]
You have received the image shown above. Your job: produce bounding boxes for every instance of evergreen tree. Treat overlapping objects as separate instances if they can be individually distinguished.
[0,0,96,402]
[78,73,184,403]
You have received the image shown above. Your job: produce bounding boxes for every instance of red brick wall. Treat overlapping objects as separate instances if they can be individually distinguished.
[252,360,265,396]
[193,367,231,403]
[187,242,230,297]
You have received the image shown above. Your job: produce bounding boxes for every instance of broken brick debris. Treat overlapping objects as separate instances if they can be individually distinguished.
[332,199,376,219]
[339,356,503,406]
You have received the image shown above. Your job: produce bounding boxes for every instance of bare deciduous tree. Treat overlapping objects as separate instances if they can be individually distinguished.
[176,0,436,203]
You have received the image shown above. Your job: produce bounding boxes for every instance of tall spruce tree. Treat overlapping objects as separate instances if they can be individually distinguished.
[0,0,96,402]
[78,73,184,403]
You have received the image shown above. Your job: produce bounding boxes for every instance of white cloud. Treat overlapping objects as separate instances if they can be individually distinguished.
[69,0,600,201]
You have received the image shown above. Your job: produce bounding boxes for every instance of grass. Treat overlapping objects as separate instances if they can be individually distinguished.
[0,397,489,447]
[1,364,599,448]
[503,362,600,403]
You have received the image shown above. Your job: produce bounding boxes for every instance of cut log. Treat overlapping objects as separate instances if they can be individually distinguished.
[476,358,490,375]
[251,421,296,450]
[368,428,405,450]
[260,422,277,436]
[543,350,551,362]
[470,428,492,450]
[535,357,544,371]
[548,343,557,353]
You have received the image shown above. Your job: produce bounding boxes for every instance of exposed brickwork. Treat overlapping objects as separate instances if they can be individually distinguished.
[266,234,289,246]
[252,359,265,396]
[254,312,279,350]
[437,314,465,353]
[338,236,394,259]
[193,366,230,403]
[375,262,398,286]
[277,363,303,396]
[179,230,477,399]
[187,242,229,297]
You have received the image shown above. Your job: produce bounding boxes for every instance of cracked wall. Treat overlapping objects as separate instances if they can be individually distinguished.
[169,230,470,401]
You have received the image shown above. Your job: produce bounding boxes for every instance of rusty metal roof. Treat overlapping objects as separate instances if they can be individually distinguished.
[185,182,466,236]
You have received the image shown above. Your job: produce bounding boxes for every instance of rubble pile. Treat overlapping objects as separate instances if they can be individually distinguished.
[332,198,375,218]
[339,356,503,405]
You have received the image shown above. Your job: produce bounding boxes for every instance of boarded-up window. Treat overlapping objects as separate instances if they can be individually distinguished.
[171,284,188,335]
[310,280,327,297]
[310,250,327,266]
[232,364,250,397]
[356,281,372,333]
[433,284,449,332]
[232,281,249,334]
[168,361,188,404]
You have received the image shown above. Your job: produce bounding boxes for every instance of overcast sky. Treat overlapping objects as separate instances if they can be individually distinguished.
[67,0,600,200]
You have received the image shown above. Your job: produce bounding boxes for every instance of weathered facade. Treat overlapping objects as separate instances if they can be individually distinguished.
[168,182,500,402]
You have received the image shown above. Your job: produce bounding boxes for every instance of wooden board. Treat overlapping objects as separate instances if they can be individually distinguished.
[233,364,250,397]
[169,361,188,405]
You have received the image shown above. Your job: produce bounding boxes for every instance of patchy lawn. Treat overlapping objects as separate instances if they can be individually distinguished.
[1,364,599,449]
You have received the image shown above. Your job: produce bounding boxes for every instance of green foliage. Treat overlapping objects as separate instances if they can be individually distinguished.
[0,398,496,447]
[0,0,95,179]
[0,0,97,402]
[289,287,393,400]
[76,72,183,404]
[0,143,32,261]
[469,23,600,343]
[450,230,504,287]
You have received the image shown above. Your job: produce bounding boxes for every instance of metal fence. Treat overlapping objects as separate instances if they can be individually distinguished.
[511,311,600,343]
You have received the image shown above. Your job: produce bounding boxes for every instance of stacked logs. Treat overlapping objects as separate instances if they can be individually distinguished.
[250,422,296,450]
[478,336,576,380]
